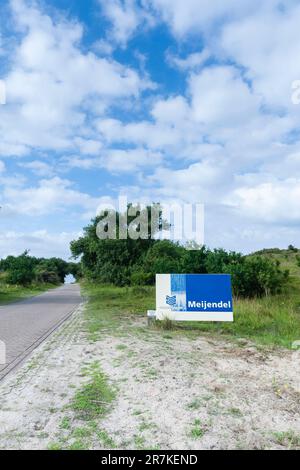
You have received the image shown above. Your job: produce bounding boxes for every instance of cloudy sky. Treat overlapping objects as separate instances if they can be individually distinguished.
[0,0,300,259]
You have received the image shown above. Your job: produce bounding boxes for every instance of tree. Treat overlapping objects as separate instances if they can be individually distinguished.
[67,262,82,280]
[131,240,185,285]
[226,256,289,297]
[5,251,37,286]
[37,258,69,283]
[288,244,298,252]
[70,205,289,296]
[35,265,60,284]
[0,252,77,286]
[70,204,168,286]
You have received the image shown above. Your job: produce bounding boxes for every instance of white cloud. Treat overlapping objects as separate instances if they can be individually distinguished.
[98,0,141,44]
[262,150,300,179]
[64,148,163,173]
[19,160,54,177]
[1,0,300,256]
[97,117,185,149]
[0,229,80,260]
[0,0,151,157]
[230,179,300,224]
[147,0,259,36]
[73,138,103,156]
[147,159,227,202]
[0,176,101,217]
[167,49,210,70]
[104,148,163,172]
[92,39,114,56]
[221,2,300,109]
[151,95,189,123]
[98,0,154,45]
[189,66,260,126]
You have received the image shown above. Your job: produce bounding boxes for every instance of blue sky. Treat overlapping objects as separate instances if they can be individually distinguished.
[1,0,300,259]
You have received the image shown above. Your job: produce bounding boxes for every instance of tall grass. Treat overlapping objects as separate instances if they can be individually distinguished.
[186,294,300,348]
[0,282,58,305]
[82,280,300,348]
[81,282,155,340]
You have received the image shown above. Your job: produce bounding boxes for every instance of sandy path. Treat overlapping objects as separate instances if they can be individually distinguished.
[0,304,300,450]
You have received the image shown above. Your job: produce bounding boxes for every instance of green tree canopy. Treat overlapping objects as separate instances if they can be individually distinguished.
[70,204,289,297]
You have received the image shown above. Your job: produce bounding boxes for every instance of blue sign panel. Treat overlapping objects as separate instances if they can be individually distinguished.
[186,274,232,312]
[155,273,233,322]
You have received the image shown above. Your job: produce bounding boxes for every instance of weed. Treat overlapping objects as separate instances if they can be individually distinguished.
[187,399,202,410]
[272,431,300,449]
[48,442,62,450]
[68,439,87,450]
[71,362,115,421]
[97,429,116,448]
[59,417,71,430]
[227,407,243,417]
[134,435,146,449]
[189,419,206,439]
[156,317,175,331]
[72,427,93,439]
[139,420,155,432]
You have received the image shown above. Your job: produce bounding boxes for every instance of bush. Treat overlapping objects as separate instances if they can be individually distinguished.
[35,268,60,284]
[131,285,152,296]
[0,251,81,286]
[288,244,298,252]
[131,271,154,286]
[5,252,36,286]
[70,205,289,297]
[227,256,289,298]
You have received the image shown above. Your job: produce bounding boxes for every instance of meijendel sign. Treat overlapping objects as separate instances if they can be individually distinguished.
[187,300,232,309]
[155,274,233,322]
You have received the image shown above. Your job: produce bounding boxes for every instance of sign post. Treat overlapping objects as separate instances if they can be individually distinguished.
[153,274,233,322]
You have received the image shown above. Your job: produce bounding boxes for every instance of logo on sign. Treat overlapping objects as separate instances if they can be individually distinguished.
[166,295,176,306]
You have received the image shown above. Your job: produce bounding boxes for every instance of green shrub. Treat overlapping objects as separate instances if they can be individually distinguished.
[0,251,81,286]
[5,252,36,286]
[70,204,289,298]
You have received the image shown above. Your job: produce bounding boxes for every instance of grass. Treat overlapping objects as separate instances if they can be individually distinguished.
[187,398,202,410]
[71,361,115,421]
[180,287,300,348]
[81,282,155,340]
[59,417,71,430]
[156,317,175,331]
[178,265,300,348]
[0,282,59,305]
[272,431,300,449]
[134,435,146,449]
[47,249,300,450]
[82,264,300,348]
[226,407,243,417]
[48,362,116,451]
[189,419,206,439]
[97,429,117,448]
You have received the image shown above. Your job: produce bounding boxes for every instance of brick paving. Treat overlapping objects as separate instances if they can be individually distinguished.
[0,284,81,380]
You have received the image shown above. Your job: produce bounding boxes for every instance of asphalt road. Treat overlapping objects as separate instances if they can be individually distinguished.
[0,284,81,381]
